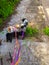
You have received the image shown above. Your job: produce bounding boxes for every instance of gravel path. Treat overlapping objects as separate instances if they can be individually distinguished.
[8,0,31,25]
[0,0,49,65]
[0,40,49,65]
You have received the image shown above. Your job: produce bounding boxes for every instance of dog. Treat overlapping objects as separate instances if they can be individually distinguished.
[6,33,12,42]
[22,18,28,26]
[6,31,25,42]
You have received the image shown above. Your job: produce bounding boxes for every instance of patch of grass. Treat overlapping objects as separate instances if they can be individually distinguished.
[25,26,39,37]
[43,26,49,36]
[0,0,20,30]
[0,0,20,20]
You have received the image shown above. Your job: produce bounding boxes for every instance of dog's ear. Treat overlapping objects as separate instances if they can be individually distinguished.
[22,18,26,22]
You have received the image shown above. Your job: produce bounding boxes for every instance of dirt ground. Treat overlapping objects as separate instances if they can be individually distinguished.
[0,0,49,65]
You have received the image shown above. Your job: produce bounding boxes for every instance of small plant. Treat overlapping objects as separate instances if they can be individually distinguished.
[25,26,39,37]
[43,26,49,36]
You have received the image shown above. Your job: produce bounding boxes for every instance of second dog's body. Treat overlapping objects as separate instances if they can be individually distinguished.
[6,31,25,42]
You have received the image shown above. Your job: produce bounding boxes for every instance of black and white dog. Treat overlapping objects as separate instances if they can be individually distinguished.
[22,18,28,27]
